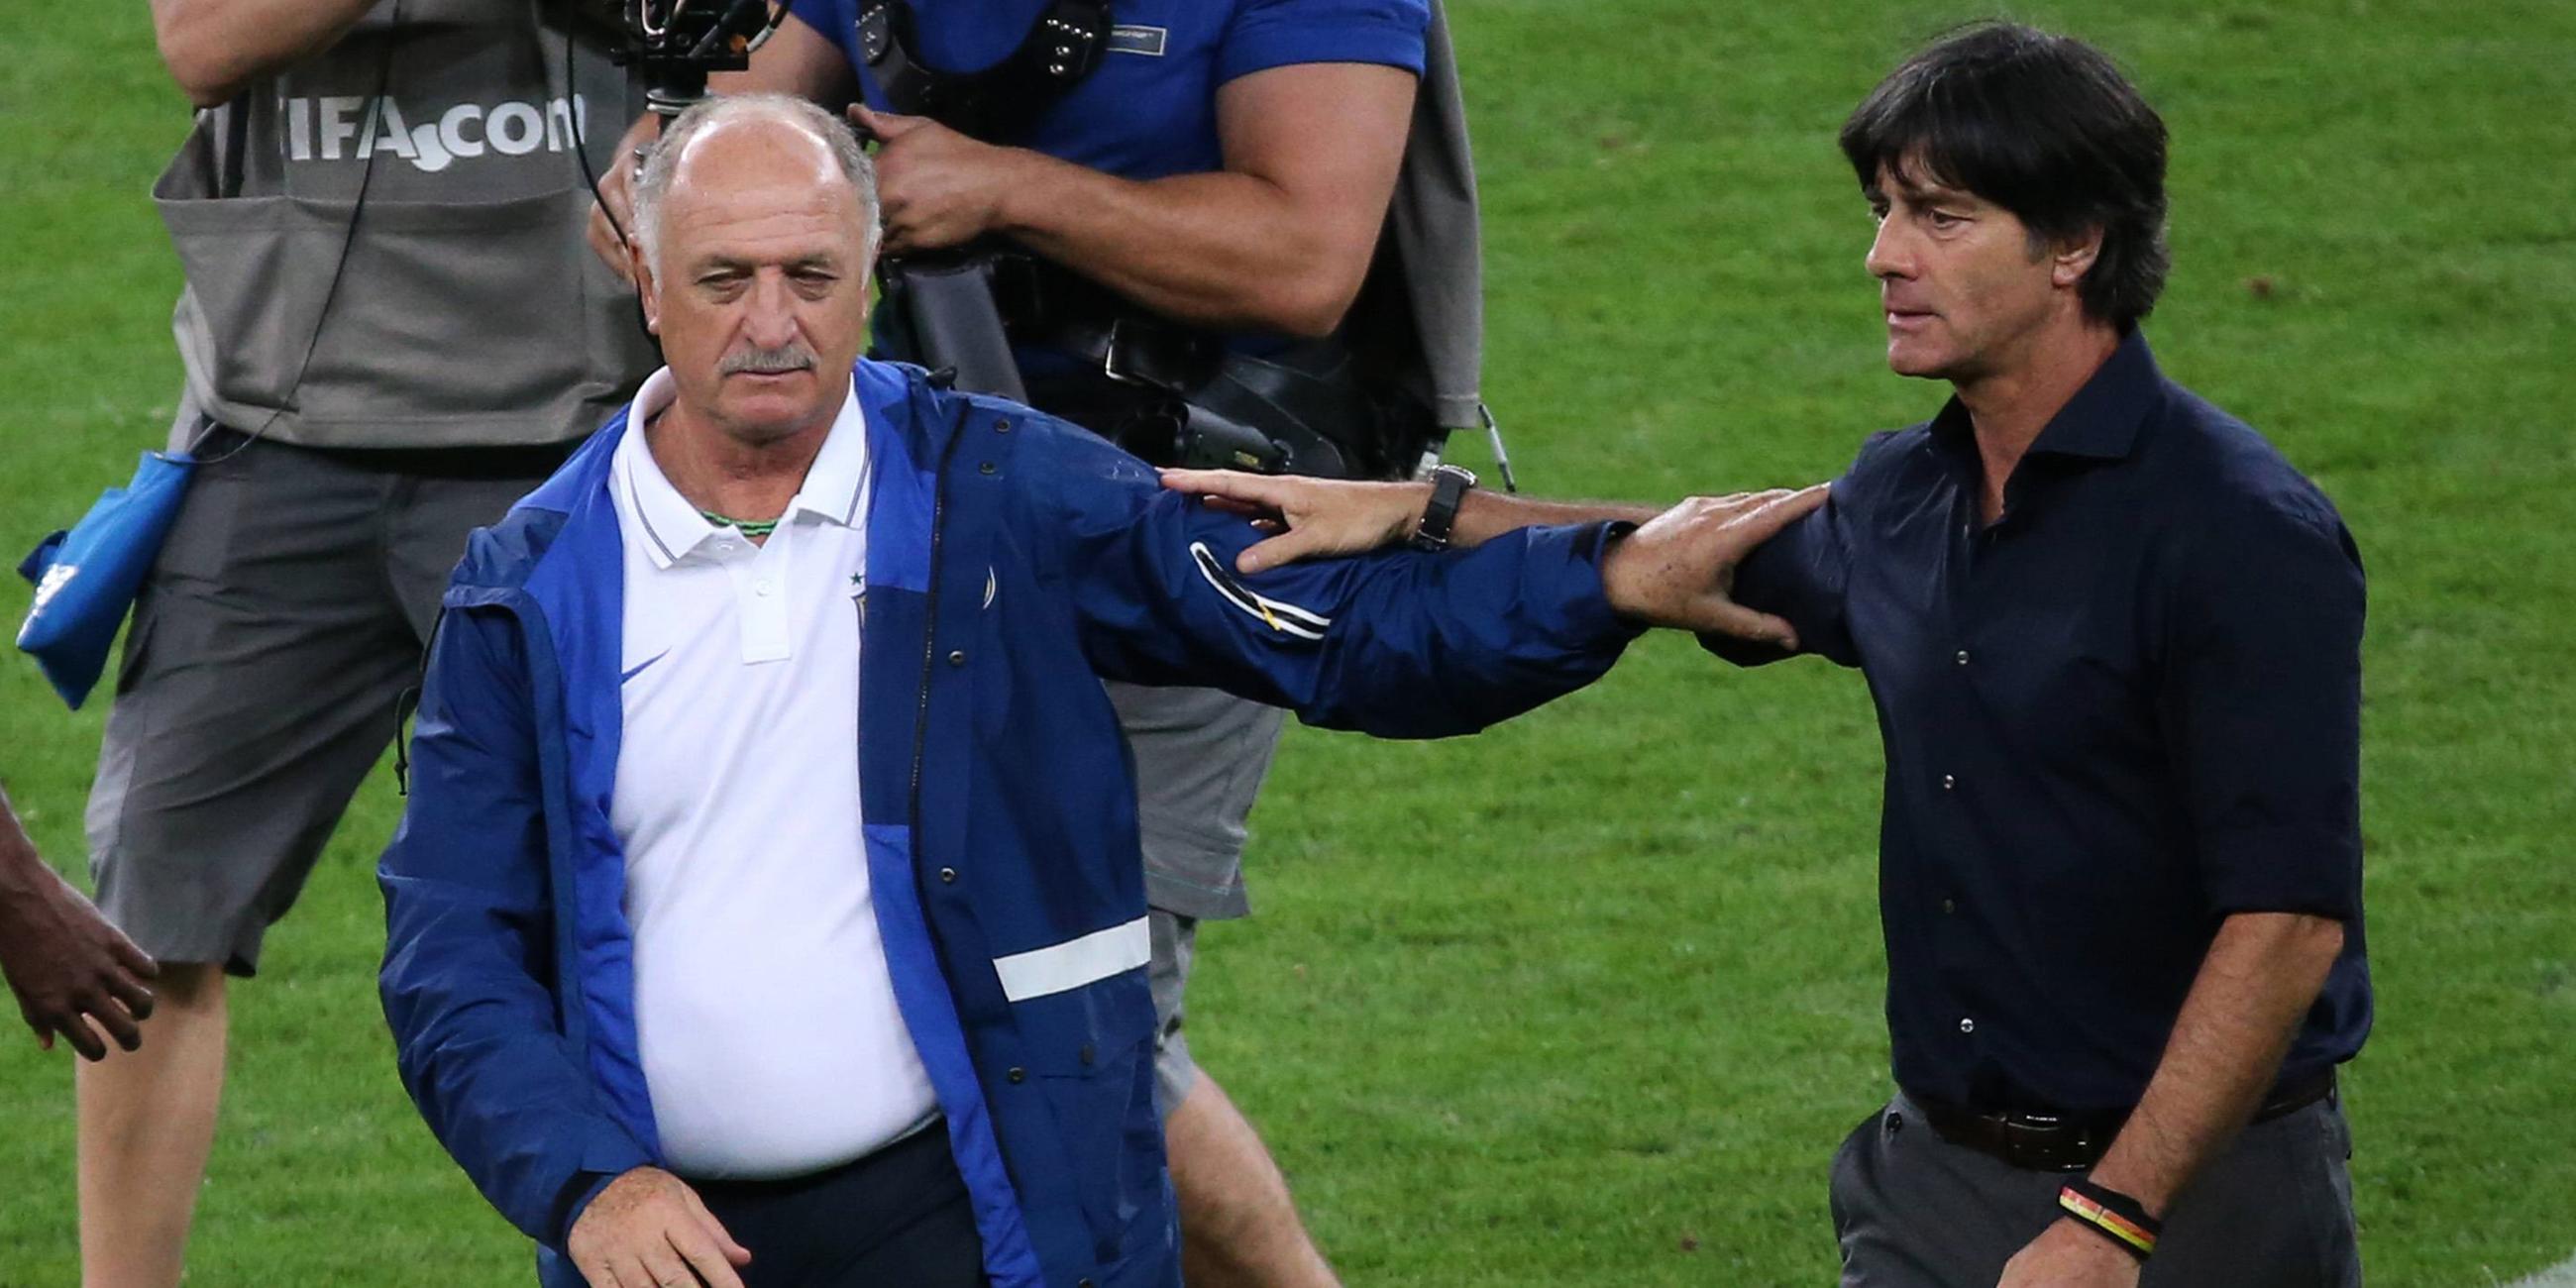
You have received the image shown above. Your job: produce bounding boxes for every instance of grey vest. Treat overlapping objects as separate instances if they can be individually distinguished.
[1390,0,1487,435]
[155,0,661,448]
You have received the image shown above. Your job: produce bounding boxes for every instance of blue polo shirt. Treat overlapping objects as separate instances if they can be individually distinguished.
[1711,330,2373,1115]
[785,0,1429,176]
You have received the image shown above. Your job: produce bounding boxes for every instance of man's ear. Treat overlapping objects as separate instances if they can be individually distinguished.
[2052,226,2105,290]
[629,241,662,336]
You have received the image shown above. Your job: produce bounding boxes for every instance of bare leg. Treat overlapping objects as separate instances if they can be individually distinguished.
[1166,1073,1340,1288]
[77,961,228,1288]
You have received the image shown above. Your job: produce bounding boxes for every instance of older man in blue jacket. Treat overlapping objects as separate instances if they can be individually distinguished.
[378,93,1815,1288]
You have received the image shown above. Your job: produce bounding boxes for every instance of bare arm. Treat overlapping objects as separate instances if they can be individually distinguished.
[1997,911,2346,1285]
[858,59,1414,336]
[148,0,381,108]
[1159,469,1661,573]
[2089,912,2346,1212]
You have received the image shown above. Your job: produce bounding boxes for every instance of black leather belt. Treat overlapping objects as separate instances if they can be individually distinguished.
[1907,1069,2338,1172]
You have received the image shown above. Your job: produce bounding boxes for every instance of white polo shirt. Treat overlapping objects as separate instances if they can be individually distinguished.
[607,369,938,1180]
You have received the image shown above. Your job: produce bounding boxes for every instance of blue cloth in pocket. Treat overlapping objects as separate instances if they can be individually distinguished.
[16,451,197,709]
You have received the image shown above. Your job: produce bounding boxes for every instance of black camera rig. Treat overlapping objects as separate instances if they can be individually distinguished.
[590,0,793,116]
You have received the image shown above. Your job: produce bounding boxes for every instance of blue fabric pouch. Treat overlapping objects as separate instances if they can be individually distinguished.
[16,451,197,709]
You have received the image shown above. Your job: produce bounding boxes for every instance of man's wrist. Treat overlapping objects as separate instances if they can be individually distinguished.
[1399,480,1436,539]
[983,146,1068,239]
[2083,1157,2173,1220]
[0,836,47,897]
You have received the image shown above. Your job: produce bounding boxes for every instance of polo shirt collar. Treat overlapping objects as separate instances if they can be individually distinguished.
[614,367,870,571]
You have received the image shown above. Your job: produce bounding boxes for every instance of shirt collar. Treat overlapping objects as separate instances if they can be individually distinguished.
[612,368,870,571]
[1927,327,2164,467]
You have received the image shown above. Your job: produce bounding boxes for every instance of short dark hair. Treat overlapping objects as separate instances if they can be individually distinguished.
[1840,22,2171,327]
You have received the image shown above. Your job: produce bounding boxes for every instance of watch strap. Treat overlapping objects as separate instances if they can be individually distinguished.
[1410,465,1476,552]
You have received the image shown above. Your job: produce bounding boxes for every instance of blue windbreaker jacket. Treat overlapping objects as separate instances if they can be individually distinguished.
[377,359,1640,1287]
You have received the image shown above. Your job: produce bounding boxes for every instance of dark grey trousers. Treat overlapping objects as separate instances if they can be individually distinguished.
[87,428,564,974]
[1830,1092,2363,1287]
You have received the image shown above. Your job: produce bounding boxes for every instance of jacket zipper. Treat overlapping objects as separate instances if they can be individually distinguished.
[909,403,973,842]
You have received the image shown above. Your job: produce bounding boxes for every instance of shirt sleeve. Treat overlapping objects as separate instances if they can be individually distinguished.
[1217,0,1430,83]
[2160,493,2367,920]
[784,0,850,59]
[1698,462,1868,670]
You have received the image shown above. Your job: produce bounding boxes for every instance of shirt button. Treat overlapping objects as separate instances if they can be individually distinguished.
[938,867,957,884]
[1941,898,1957,914]
[1955,650,1971,666]
[1942,774,1957,791]
[754,579,775,596]
[1959,1018,1976,1034]
[947,649,967,667]
[1008,1067,1026,1084]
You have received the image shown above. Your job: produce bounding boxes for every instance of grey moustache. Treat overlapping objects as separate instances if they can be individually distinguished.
[721,347,817,376]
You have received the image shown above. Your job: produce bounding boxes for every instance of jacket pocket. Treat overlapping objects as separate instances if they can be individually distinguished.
[1009,968,1163,1261]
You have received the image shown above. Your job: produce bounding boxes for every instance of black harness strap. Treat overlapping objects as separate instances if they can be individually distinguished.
[858,0,1112,140]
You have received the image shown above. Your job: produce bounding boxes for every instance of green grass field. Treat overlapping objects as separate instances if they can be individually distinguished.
[3,1,2572,1283]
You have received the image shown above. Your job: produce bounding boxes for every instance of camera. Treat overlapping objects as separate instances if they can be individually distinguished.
[586,0,790,116]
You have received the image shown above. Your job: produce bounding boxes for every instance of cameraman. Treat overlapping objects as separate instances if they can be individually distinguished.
[590,4,1434,1284]
[79,2,655,1283]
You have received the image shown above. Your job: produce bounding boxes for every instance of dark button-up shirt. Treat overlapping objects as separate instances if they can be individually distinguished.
[1715,331,2372,1114]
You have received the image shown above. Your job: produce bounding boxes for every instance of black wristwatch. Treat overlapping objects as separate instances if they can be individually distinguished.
[1409,464,1478,552]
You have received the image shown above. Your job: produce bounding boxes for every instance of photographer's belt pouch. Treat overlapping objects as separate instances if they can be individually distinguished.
[16,451,198,710]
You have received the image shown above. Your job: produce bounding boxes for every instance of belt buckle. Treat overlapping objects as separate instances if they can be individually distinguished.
[2001,1113,2092,1172]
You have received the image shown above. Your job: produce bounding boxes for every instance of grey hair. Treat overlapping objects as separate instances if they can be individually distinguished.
[631,92,882,276]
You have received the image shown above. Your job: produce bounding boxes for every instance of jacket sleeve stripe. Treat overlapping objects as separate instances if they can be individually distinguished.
[1190,542,1331,639]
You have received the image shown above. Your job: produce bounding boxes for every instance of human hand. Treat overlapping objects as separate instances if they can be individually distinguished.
[587,112,664,283]
[567,1167,751,1288]
[851,103,1029,254]
[1158,468,1430,574]
[0,856,156,1060]
[1597,484,1828,642]
[1995,1218,2142,1288]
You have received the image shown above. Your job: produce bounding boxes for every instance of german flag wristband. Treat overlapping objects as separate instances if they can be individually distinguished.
[2058,1178,2161,1261]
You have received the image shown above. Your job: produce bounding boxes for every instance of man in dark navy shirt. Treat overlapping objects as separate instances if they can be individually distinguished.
[1162,22,2367,1287]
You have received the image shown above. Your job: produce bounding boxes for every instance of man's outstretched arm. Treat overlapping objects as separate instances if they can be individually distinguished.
[1038,427,1825,739]
[1158,467,1825,647]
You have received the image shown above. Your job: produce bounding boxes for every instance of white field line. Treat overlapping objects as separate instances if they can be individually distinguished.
[2508,1251,2576,1287]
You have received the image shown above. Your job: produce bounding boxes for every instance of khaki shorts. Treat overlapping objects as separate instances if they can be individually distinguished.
[1108,681,1287,1117]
